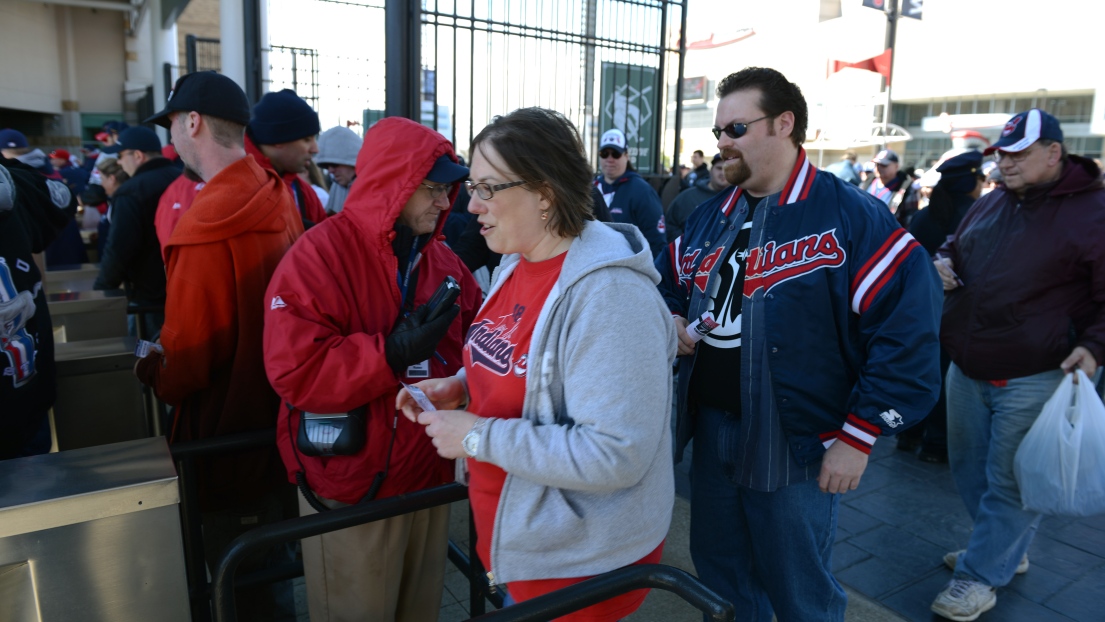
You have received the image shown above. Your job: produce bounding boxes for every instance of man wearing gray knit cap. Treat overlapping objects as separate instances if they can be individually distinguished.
[316,126,362,214]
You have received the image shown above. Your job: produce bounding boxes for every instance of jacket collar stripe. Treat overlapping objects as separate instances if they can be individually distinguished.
[720,186,743,216]
[850,230,919,314]
[778,148,815,206]
[669,237,681,284]
[798,163,817,201]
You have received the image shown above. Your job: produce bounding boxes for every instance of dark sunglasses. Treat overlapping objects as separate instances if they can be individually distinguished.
[599,149,624,159]
[712,114,773,140]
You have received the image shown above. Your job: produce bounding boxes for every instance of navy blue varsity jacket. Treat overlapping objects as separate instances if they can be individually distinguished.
[656,149,943,466]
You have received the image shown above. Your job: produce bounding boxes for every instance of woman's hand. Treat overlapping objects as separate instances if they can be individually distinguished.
[416,409,479,459]
[396,376,469,423]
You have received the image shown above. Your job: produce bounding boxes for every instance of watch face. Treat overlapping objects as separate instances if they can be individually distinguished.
[462,432,478,457]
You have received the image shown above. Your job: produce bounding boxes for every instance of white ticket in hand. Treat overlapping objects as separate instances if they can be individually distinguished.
[401,382,436,412]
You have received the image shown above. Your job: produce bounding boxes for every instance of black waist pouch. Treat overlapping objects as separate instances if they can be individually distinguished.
[297,405,368,457]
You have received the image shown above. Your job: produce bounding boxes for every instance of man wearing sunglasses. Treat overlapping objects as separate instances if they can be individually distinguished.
[593,128,666,257]
[930,108,1105,621]
[263,116,481,621]
[656,66,942,622]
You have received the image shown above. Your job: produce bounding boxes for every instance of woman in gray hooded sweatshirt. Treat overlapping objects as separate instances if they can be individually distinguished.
[398,107,677,620]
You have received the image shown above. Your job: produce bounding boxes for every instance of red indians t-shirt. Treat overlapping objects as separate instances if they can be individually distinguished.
[464,253,662,622]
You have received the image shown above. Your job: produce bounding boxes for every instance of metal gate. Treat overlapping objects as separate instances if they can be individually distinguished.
[259,0,685,170]
[418,0,687,173]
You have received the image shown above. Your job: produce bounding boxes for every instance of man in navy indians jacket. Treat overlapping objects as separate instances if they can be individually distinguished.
[656,67,942,622]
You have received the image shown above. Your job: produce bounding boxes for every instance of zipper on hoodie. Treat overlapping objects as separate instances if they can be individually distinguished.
[486,571,496,593]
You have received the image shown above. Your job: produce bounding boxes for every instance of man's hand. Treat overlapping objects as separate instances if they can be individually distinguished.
[397,376,468,423]
[818,441,869,494]
[674,316,696,356]
[415,409,479,459]
[1061,346,1098,380]
[933,257,961,291]
[384,303,460,373]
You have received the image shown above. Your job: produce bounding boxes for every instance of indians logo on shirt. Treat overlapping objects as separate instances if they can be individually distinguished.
[743,229,846,297]
[678,246,727,294]
[467,305,526,377]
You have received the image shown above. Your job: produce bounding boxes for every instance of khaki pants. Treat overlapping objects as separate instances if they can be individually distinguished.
[298,494,450,622]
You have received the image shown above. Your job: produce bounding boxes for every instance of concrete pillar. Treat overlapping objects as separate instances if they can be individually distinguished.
[54,6,83,146]
[220,0,246,91]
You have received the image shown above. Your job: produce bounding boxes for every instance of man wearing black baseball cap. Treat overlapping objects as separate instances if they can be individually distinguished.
[137,71,304,619]
[93,125,178,335]
[931,108,1105,620]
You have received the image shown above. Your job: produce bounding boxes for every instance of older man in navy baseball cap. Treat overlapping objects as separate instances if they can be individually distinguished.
[930,107,1105,621]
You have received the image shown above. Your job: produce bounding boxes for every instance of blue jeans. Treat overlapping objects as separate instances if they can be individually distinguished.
[945,363,1062,587]
[689,405,847,622]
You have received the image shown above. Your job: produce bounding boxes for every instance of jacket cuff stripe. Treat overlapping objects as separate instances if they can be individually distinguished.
[846,413,881,436]
[837,433,874,454]
[842,421,877,447]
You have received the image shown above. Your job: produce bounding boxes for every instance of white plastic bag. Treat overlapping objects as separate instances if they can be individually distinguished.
[1014,370,1105,517]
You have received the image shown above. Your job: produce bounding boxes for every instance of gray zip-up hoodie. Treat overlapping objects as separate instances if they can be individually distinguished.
[459,220,677,584]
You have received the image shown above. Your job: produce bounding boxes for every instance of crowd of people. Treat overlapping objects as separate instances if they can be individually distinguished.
[2,63,1103,622]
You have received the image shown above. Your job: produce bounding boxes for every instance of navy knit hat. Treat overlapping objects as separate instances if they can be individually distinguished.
[249,89,321,145]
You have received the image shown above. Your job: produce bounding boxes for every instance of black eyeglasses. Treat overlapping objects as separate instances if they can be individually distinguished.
[599,149,624,159]
[419,182,454,199]
[465,179,527,200]
[712,115,773,140]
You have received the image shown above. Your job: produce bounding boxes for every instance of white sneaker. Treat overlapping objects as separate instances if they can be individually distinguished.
[943,549,1029,575]
[931,579,997,621]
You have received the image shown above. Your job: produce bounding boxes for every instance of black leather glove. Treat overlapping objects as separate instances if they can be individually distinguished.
[385,303,461,374]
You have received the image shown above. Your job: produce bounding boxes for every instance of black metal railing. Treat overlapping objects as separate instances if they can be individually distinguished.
[171,428,280,622]
[468,565,734,622]
[208,480,733,622]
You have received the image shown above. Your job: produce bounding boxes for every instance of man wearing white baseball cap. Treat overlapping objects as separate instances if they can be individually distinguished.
[931,108,1105,620]
[593,128,666,257]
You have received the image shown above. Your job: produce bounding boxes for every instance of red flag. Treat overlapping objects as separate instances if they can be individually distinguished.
[829,48,893,85]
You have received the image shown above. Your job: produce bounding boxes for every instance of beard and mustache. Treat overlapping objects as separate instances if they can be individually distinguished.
[722,150,752,187]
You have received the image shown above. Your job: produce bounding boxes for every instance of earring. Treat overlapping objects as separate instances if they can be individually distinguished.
[541,210,548,220]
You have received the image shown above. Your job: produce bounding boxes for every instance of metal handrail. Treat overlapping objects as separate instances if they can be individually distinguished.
[212,483,469,621]
[467,564,734,622]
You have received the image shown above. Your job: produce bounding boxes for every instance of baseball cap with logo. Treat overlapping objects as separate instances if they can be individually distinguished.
[872,149,899,165]
[599,129,627,155]
[101,126,163,154]
[145,71,252,129]
[49,149,71,162]
[0,129,29,149]
[983,109,1063,155]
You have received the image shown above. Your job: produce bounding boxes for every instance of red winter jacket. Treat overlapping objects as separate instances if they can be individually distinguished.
[263,118,481,504]
[154,173,205,262]
[245,134,328,227]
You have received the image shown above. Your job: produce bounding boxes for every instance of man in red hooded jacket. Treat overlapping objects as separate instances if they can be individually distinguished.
[140,71,304,619]
[245,88,328,229]
[263,117,480,621]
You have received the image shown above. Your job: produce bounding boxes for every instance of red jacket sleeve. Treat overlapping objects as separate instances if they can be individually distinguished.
[262,238,398,414]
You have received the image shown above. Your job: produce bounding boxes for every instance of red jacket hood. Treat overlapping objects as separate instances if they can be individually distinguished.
[167,155,300,246]
[341,117,461,245]
[244,133,328,225]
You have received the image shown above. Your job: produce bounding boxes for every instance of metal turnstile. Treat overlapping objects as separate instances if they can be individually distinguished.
[46,289,128,342]
[0,437,191,622]
[52,336,148,450]
[44,263,100,294]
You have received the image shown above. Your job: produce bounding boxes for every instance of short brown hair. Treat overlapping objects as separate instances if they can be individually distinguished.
[206,116,246,148]
[717,67,808,147]
[470,107,593,238]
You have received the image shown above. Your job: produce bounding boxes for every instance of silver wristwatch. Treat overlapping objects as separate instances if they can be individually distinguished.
[462,417,488,458]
